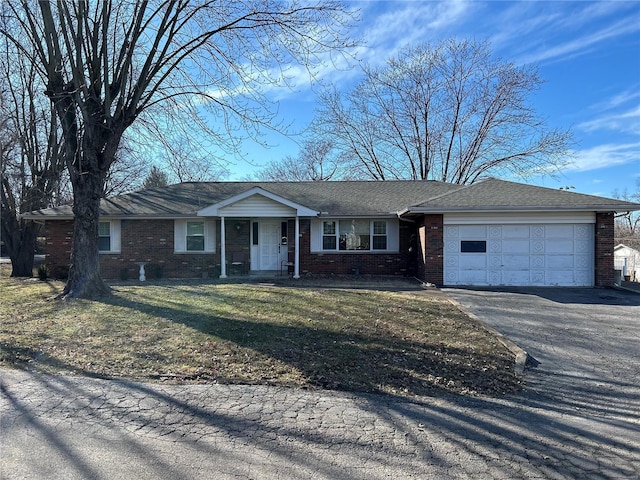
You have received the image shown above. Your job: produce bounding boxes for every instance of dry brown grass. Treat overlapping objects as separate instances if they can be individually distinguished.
[0,265,521,397]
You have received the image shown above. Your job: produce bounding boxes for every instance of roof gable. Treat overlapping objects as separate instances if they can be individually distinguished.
[615,244,640,254]
[197,187,318,217]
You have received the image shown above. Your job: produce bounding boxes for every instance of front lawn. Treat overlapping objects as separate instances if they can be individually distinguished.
[0,267,521,397]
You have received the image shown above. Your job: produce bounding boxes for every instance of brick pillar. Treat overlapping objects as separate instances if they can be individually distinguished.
[422,214,444,286]
[594,212,614,287]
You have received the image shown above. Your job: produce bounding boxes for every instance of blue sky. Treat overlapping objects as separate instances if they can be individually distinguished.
[229,1,640,199]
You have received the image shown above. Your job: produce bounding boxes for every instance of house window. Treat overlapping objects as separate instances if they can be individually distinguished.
[98,222,111,252]
[321,219,389,252]
[339,220,370,250]
[372,221,387,250]
[186,221,205,251]
[323,221,337,250]
[461,240,486,253]
[174,219,215,253]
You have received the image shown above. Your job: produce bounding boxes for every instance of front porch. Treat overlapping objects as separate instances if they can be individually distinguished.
[196,186,317,280]
[215,217,301,279]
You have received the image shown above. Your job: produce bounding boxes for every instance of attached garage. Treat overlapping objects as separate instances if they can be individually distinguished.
[443,212,595,286]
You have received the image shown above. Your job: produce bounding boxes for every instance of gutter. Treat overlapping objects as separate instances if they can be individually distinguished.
[396,211,416,223]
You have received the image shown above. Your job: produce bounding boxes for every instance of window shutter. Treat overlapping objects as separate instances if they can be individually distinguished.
[387,219,400,252]
[205,220,216,252]
[174,220,186,252]
[309,220,321,252]
[111,220,121,253]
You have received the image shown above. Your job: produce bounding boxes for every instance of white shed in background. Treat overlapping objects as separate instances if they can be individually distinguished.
[614,244,640,282]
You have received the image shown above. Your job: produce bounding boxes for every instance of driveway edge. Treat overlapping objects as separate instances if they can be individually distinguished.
[445,297,529,375]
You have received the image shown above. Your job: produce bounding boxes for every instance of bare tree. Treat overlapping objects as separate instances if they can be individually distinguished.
[153,137,230,183]
[613,180,640,250]
[314,39,572,183]
[256,138,339,181]
[103,147,147,197]
[0,33,66,277]
[4,1,354,298]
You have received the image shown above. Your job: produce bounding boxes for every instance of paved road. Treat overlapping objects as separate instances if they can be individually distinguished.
[1,287,639,479]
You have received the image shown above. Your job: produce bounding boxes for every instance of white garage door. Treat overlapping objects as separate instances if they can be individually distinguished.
[444,222,594,286]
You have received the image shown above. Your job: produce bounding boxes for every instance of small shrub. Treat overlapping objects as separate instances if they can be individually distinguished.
[37,264,49,281]
[146,263,164,279]
[52,265,69,280]
[119,268,130,281]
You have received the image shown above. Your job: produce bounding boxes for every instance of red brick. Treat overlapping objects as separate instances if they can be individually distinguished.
[594,212,615,287]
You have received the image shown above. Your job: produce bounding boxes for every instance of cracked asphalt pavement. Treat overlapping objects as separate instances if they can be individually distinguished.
[2,287,639,479]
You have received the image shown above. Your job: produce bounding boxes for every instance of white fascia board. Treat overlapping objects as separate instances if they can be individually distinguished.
[443,211,596,225]
[404,205,640,214]
[317,214,398,219]
[197,186,318,217]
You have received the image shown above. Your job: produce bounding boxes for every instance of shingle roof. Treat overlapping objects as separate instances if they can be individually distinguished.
[22,178,640,219]
[23,180,460,218]
[407,178,639,212]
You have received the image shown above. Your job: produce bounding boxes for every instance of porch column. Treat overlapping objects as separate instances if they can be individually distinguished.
[219,216,227,278]
[294,216,300,279]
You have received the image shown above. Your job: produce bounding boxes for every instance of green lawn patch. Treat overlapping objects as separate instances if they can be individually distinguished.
[0,266,522,397]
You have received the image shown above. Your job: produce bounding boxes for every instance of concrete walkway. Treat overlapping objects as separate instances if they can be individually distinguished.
[2,287,639,479]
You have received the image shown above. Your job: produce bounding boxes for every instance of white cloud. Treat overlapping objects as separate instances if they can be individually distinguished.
[249,0,478,97]
[484,1,640,66]
[591,88,640,111]
[578,106,640,135]
[519,15,640,65]
[566,143,640,172]
[356,0,475,65]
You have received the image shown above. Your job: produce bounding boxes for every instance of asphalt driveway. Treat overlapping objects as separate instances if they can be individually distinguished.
[1,286,639,479]
[443,286,640,392]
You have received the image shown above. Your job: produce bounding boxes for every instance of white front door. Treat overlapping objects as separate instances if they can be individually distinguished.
[259,221,281,270]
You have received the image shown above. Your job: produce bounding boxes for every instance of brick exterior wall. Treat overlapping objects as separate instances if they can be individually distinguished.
[100,219,222,280]
[44,218,417,279]
[45,219,224,280]
[297,219,416,276]
[594,211,615,287]
[45,212,612,287]
[44,220,74,279]
[420,214,444,286]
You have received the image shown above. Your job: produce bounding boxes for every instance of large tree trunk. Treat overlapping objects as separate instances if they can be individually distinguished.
[1,184,38,277]
[1,218,38,277]
[58,169,110,299]
[8,224,37,277]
